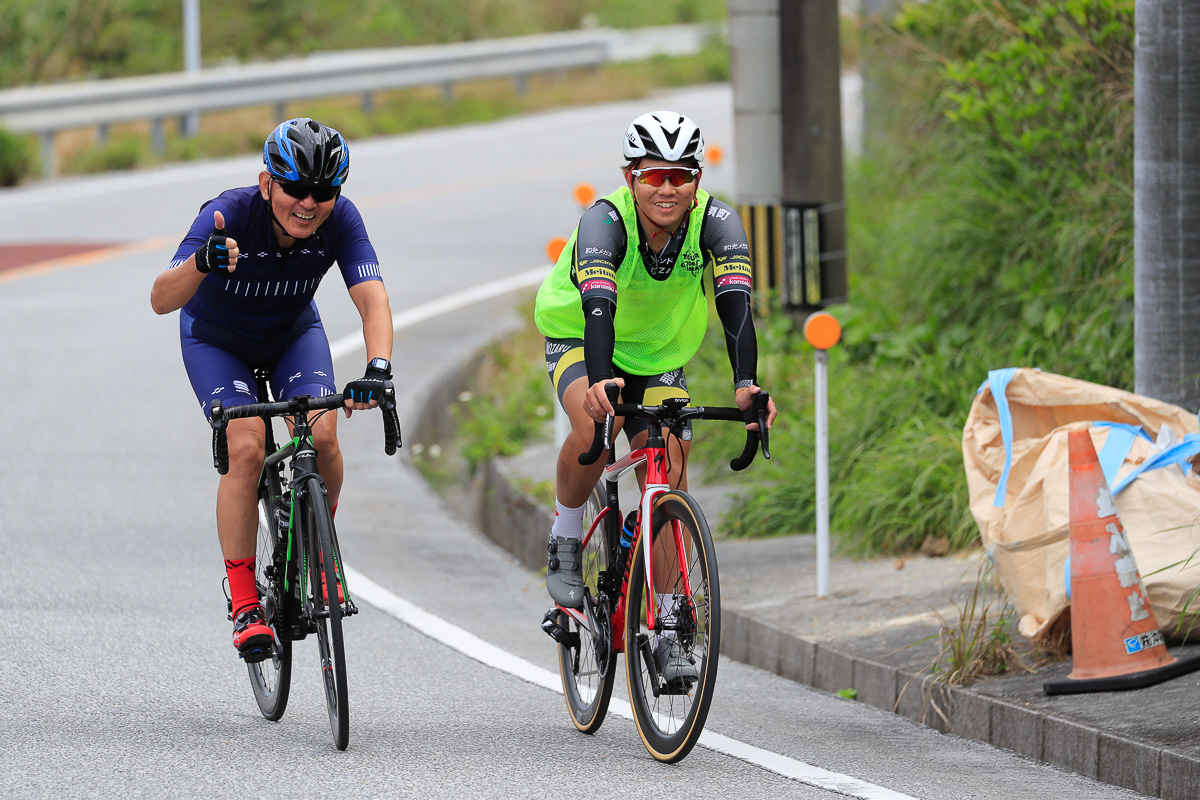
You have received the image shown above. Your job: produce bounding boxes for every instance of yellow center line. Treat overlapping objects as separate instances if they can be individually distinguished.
[0,236,175,285]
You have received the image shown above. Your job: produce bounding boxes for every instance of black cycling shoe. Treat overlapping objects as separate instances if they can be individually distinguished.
[654,637,698,694]
[546,534,584,609]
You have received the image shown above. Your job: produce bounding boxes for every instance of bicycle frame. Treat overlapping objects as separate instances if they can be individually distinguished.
[564,425,692,656]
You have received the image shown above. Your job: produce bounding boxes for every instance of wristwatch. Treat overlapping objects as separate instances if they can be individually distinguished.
[368,357,391,375]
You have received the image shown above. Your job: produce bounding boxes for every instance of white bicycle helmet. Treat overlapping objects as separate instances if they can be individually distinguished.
[623,110,705,164]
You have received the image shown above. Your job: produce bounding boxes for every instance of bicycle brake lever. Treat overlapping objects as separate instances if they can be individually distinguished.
[755,391,771,460]
[211,400,230,475]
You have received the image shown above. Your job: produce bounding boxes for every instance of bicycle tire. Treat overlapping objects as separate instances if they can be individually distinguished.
[248,471,292,721]
[303,480,350,750]
[556,481,618,734]
[624,490,720,763]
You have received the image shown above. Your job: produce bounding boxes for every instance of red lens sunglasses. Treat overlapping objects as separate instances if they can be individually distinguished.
[630,167,700,188]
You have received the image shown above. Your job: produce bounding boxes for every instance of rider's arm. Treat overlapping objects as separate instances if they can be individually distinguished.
[705,199,758,387]
[151,204,237,315]
[348,279,393,364]
[150,252,208,315]
[574,201,626,384]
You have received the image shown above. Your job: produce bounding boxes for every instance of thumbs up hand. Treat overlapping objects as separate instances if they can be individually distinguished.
[196,210,240,274]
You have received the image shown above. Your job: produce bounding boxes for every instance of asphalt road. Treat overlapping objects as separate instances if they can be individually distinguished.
[0,85,1149,799]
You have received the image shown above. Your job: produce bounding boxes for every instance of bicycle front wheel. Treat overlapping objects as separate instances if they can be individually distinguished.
[556,481,618,734]
[624,490,720,763]
[303,481,349,750]
[248,474,292,721]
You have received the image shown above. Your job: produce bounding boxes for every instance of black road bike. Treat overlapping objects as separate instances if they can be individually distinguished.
[210,371,401,750]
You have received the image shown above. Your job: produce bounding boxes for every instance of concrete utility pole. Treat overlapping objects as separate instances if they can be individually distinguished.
[182,0,201,136]
[729,0,847,315]
[1134,0,1200,409]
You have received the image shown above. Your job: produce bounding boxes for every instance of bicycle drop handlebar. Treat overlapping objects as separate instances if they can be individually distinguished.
[578,382,771,471]
[209,386,402,475]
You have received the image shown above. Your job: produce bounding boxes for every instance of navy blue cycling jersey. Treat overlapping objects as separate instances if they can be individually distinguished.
[169,186,382,340]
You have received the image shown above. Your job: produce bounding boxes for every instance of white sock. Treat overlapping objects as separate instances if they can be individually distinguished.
[551,498,586,539]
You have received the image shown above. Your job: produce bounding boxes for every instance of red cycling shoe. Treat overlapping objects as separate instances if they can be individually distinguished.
[232,605,275,663]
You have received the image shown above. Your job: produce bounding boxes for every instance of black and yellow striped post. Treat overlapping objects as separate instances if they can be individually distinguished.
[738,203,783,316]
[738,201,846,317]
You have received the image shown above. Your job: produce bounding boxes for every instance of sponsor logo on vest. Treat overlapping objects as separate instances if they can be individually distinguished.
[678,250,704,275]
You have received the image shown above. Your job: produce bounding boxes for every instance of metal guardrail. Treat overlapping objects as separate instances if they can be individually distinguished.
[0,24,718,178]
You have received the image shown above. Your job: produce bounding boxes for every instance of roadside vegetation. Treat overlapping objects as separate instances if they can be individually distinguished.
[0,1,726,184]
[428,0,1135,561]
[688,0,1134,556]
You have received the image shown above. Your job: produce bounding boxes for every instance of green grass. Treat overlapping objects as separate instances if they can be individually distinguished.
[685,1,1135,556]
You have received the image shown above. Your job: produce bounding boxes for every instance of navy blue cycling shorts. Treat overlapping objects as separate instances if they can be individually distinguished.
[180,309,337,420]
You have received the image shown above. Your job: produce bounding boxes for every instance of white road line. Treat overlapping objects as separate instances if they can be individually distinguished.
[345,565,921,800]
[328,264,551,361]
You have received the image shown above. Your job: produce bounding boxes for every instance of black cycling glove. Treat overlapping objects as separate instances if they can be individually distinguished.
[195,228,233,274]
[344,359,392,404]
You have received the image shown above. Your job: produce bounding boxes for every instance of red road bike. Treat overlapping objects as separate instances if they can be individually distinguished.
[543,383,771,762]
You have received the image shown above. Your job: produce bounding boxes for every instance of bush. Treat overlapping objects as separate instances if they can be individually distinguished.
[0,127,34,186]
[688,0,1135,555]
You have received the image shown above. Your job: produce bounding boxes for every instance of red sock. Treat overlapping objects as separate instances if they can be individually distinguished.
[330,502,337,519]
[225,557,259,617]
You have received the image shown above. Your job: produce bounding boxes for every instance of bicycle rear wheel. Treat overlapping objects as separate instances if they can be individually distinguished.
[624,490,720,763]
[556,481,618,734]
[303,481,349,750]
[248,471,292,721]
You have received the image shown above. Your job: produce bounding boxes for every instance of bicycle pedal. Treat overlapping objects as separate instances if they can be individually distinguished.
[541,609,570,644]
[239,643,274,664]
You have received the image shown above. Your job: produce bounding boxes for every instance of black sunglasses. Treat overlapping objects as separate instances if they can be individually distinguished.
[274,178,340,203]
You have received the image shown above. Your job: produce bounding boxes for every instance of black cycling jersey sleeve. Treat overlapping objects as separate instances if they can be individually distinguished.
[582,295,616,384]
[574,201,625,385]
[715,290,758,386]
[574,200,625,306]
[703,198,758,386]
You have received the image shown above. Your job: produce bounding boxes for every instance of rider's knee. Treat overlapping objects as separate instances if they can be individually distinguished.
[226,433,265,477]
[313,426,340,461]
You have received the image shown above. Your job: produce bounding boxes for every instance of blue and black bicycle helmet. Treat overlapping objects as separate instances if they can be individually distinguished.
[263,118,350,187]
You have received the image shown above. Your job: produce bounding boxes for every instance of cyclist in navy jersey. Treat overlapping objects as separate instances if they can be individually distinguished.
[151,118,393,661]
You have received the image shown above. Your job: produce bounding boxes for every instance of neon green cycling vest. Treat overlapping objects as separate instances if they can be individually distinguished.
[535,186,712,376]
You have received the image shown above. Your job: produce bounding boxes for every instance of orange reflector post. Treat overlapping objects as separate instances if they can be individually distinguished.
[574,183,595,207]
[804,312,841,351]
[546,237,567,263]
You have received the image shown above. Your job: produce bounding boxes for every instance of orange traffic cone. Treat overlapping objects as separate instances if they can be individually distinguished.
[1044,429,1200,694]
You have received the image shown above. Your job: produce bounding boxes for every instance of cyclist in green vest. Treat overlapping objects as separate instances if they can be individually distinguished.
[535,110,777,625]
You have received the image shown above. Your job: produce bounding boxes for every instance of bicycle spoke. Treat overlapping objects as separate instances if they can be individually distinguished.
[555,481,618,734]
[624,490,720,763]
